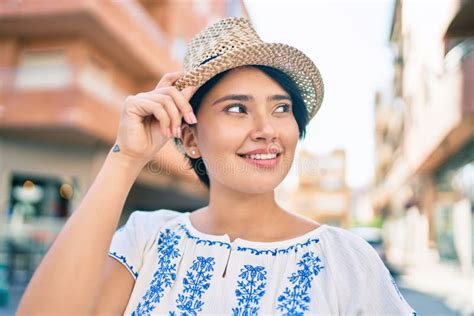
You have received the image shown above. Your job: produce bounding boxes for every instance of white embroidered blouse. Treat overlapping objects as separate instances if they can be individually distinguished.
[108,209,417,315]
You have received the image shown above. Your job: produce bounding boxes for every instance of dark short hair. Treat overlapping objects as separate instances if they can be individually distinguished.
[181,65,309,189]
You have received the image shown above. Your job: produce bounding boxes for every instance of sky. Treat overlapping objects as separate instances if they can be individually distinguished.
[244,0,395,188]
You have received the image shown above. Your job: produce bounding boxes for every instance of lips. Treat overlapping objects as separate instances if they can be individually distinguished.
[237,144,283,155]
[236,152,282,169]
[237,153,281,159]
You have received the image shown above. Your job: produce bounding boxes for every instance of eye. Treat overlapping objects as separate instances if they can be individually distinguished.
[224,103,291,114]
[275,104,291,113]
[224,104,247,113]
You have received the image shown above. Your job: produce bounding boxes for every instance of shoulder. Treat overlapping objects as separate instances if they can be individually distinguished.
[322,225,373,247]
[128,208,183,222]
[120,208,185,235]
[321,226,417,314]
[109,209,185,280]
[112,208,186,254]
[321,225,382,264]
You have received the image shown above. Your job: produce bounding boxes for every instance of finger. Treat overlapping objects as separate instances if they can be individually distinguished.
[155,71,185,89]
[138,94,182,138]
[127,98,171,137]
[147,101,172,138]
[181,86,197,100]
[154,86,197,125]
[140,86,196,126]
[149,117,165,143]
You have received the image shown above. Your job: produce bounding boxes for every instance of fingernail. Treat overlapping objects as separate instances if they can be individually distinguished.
[187,112,197,124]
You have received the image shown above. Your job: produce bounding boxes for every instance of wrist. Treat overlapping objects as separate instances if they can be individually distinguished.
[105,146,148,176]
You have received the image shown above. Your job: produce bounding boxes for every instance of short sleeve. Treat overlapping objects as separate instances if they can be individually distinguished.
[359,243,417,315]
[322,227,418,315]
[108,211,149,280]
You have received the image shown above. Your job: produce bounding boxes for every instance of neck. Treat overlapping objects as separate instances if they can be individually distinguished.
[202,181,286,238]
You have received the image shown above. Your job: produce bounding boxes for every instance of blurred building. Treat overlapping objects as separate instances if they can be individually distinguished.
[0,0,247,221]
[288,149,350,227]
[0,0,247,288]
[373,0,473,274]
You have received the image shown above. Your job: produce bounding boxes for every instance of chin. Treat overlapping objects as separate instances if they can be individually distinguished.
[234,185,277,194]
[229,175,285,194]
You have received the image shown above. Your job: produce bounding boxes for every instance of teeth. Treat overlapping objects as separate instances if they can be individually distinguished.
[243,153,278,160]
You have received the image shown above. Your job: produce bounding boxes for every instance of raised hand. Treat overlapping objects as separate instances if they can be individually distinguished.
[114,71,197,165]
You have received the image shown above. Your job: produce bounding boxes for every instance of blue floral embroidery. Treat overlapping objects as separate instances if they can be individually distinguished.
[236,238,320,256]
[108,251,138,279]
[276,251,324,315]
[179,224,231,249]
[169,256,216,315]
[132,228,182,315]
[178,223,319,256]
[232,265,267,315]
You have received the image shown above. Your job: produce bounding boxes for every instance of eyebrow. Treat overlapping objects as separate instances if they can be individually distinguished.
[211,94,292,106]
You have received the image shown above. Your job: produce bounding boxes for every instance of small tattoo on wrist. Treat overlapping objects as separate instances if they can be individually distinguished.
[112,144,121,152]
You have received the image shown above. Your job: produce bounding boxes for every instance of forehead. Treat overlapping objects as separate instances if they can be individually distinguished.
[206,66,287,96]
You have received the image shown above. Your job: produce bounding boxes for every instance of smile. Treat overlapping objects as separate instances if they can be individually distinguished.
[237,153,282,169]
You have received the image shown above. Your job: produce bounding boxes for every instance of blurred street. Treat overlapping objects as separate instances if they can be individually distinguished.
[397,262,474,316]
[400,286,461,316]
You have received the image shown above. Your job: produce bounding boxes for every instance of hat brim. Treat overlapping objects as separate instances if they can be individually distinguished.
[173,42,324,121]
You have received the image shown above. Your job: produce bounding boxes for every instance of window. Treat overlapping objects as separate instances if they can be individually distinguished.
[15,49,71,89]
[77,56,126,106]
[8,174,77,220]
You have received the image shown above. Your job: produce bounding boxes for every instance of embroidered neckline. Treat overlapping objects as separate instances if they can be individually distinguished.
[180,211,325,250]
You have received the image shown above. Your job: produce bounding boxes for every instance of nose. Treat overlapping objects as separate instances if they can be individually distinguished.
[250,115,279,142]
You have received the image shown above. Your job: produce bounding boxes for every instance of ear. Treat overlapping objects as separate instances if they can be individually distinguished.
[181,124,200,158]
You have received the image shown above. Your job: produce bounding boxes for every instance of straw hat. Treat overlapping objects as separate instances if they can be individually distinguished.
[172,17,324,152]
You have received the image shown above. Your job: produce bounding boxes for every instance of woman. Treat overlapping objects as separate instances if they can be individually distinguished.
[18,17,417,315]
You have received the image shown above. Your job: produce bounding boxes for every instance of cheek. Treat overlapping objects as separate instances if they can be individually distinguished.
[280,118,299,161]
[197,119,243,156]
[285,116,300,142]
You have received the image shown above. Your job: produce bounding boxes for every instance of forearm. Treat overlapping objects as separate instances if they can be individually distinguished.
[17,149,145,315]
